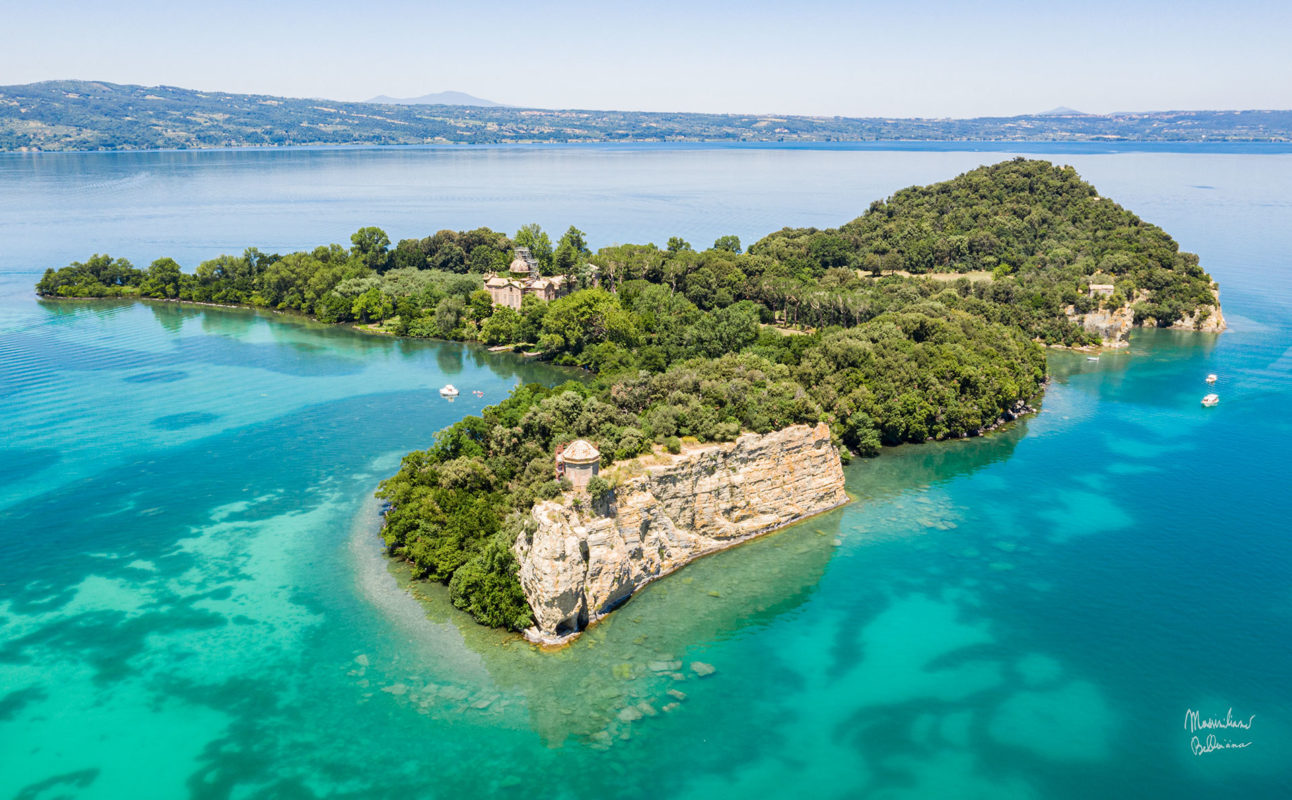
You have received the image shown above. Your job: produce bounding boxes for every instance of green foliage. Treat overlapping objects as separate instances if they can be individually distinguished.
[350,227,391,272]
[514,224,553,271]
[553,226,590,277]
[585,476,612,505]
[3,81,1289,152]
[37,254,142,297]
[35,159,1225,632]
[479,306,521,345]
[713,235,742,253]
[749,159,1216,341]
[447,529,534,630]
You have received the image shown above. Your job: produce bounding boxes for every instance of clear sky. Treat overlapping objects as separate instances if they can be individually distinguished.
[3,0,1288,117]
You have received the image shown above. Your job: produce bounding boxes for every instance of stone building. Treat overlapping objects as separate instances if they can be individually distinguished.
[555,439,600,490]
[483,247,571,310]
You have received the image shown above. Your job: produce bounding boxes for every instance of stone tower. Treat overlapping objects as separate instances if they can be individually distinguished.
[557,439,600,490]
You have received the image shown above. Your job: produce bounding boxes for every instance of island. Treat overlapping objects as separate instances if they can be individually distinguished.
[35,158,1224,642]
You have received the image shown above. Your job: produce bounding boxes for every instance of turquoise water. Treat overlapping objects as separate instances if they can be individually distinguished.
[1,144,1289,798]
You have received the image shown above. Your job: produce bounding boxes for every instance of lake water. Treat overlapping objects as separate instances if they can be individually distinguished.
[0,143,1289,799]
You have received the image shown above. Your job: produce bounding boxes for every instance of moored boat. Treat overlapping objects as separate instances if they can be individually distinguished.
[1206,373,1218,384]
[1201,393,1219,407]
[439,384,460,398]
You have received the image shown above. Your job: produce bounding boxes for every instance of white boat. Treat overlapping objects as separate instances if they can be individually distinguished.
[1087,356,1099,362]
[1206,374,1217,384]
[439,384,460,398]
[1201,393,1219,407]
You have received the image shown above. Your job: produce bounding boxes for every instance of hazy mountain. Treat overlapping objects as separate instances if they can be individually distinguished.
[2,80,1290,151]
[366,91,503,107]
[1037,106,1089,116]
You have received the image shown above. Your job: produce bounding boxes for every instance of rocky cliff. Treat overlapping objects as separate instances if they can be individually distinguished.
[1067,287,1226,347]
[512,422,848,644]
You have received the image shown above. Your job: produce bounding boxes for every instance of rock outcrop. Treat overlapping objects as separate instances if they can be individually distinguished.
[1067,287,1226,347]
[512,422,848,644]
[1072,303,1136,347]
[1166,287,1226,334]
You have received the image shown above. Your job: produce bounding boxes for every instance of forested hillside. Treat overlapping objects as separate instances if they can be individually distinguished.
[36,159,1222,629]
[4,80,1291,151]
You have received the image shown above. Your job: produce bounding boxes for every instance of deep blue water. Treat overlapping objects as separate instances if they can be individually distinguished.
[0,143,1289,799]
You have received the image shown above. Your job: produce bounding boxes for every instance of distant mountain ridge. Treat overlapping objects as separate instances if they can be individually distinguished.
[1,80,1290,151]
[366,91,503,107]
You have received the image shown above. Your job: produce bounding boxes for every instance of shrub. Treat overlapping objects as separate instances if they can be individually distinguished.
[585,475,612,505]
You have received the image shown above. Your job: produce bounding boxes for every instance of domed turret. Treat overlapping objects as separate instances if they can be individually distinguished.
[556,439,600,490]
[509,247,538,275]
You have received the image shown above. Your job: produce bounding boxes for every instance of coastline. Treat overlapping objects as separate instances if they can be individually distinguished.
[520,493,853,649]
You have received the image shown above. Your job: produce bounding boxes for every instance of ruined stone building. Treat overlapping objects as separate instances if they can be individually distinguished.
[483,247,571,310]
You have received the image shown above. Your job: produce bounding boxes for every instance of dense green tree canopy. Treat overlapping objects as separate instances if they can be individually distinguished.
[36,159,1223,631]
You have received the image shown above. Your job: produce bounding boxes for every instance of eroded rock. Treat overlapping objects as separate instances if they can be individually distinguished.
[513,423,849,643]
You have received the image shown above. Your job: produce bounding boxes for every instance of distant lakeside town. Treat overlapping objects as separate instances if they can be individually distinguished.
[3,80,1292,151]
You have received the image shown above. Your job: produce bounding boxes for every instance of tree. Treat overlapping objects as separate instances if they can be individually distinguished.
[541,288,635,353]
[469,245,503,273]
[585,475,613,507]
[467,289,494,321]
[392,238,430,270]
[351,227,391,272]
[431,242,468,273]
[667,236,692,254]
[684,301,761,357]
[435,296,465,335]
[141,258,183,298]
[479,306,521,345]
[352,287,393,322]
[514,224,553,272]
[553,226,590,277]
[713,235,742,253]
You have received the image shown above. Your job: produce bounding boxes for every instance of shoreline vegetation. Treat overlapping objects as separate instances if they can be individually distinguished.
[36,159,1222,633]
[4,80,1292,151]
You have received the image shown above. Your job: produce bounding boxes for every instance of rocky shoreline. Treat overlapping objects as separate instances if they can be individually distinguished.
[512,423,850,645]
[1065,287,1226,348]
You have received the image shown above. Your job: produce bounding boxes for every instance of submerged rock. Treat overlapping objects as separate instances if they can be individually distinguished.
[690,661,716,677]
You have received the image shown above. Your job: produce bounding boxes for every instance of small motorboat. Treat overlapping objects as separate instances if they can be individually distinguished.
[1087,356,1099,362]
[1206,374,1217,384]
[1201,393,1219,407]
[439,384,460,399]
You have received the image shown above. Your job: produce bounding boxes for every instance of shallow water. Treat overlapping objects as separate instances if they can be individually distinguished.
[1,143,1289,798]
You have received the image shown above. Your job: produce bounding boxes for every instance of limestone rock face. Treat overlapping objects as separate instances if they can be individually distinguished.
[1073,303,1135,347]
[1068,287,1226,347]
[1168,288,1226,334]
[512,422,848,643]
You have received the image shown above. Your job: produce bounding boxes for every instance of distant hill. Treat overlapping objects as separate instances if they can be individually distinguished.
[366,91,503,107]
[1037,106,1088,116]
[1,80,1290,151]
